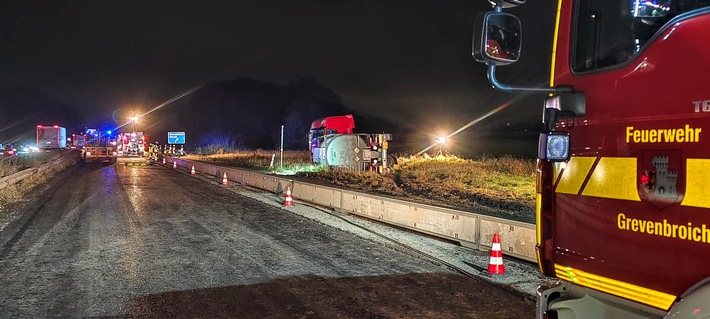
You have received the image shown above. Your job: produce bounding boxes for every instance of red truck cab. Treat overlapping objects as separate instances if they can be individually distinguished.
[308,114,356,152]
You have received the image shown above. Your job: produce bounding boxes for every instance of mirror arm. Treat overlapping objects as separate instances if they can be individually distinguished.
[487,64,573,94]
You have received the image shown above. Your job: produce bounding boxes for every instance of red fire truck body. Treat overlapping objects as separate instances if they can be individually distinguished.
[474,1,710,317]
[541,1,710,313]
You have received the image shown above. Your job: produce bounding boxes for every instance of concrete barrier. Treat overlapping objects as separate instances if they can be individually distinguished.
[0,152,77,191]
[168,157,537,263]
[0,168,37,191]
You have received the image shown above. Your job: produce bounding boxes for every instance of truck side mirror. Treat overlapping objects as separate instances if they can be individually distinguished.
[472,12,522,66]
[542,93,587,132]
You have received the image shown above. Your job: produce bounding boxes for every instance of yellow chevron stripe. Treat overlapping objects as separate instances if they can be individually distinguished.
[555,156,596,195]
[681,158,710,208]
[582,157,641,201]
[536,193,542,245]
[555,264,676,310]
[549,0,563,88]
[536,193,544,273]
[553,162,564,184]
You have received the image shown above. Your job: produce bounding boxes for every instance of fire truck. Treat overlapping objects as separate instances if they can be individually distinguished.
[82,129,117,163]
[71,133,86,149]
[118,132,146,157]
[473,1,710,318]
[308,114,392,173]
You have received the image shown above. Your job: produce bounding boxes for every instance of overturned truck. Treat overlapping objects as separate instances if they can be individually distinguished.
[308,114,393,174]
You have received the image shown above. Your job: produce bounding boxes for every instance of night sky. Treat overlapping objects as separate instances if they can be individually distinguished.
[0,1,556,155]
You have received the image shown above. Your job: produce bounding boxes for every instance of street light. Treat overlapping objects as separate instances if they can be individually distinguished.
[435,136,448,156]
[130,115,139,132]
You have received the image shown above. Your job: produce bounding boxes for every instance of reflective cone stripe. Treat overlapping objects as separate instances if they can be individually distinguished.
[191,165,196,175]
[487,233,506,275]
[222,173,228,185]
[284,186,294,206]
[489,243,503,264]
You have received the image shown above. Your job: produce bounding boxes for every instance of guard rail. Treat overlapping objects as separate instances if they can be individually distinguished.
[0,151,78,191]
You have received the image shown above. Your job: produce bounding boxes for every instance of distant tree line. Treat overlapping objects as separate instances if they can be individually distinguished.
[173,77,350,151]
[0,78,401,151]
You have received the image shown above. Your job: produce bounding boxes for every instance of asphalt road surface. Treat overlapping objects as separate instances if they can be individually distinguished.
[0,158,534,318]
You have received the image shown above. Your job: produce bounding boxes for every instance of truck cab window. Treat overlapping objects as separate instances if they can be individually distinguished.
[572,0,710,73]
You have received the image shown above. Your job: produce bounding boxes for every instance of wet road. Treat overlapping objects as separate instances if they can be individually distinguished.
[0,158,534,318]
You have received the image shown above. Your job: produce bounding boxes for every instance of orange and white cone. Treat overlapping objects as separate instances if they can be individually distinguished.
[222,173,228,186]
[191,165,196,175]
[162,158,166,164]
[487,233,506,275]
[173,161,177,169]
[283,185,294,207]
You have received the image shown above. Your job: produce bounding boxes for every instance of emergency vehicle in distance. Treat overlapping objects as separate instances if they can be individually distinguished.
[117,132,146,157]
[36,125,67,149]
[82,129,117,163]
[474,1,710,318]
[71,133,86,149]
[308,114,392,173]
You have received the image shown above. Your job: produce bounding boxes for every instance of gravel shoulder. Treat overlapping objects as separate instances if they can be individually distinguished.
[186,164,549,297]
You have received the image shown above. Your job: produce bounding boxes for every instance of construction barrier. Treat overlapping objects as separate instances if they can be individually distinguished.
[167,157,537,262]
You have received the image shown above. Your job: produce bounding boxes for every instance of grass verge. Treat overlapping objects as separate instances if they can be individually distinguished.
[0,152,81,209]
[185,150,326,174]
[185,151,536,223]
[0,152,55,178]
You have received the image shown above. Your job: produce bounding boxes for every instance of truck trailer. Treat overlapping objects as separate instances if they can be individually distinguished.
[36,125,67,149]
[473,1,710,318]
[308,114,392,173]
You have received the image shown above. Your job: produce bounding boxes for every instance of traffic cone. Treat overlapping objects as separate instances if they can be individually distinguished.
[283,185,294,207]
[487,233,505,275]
[191,165,196,175]
[173,161,177,169]
[222,173,228,186]
[162,158,166,164]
